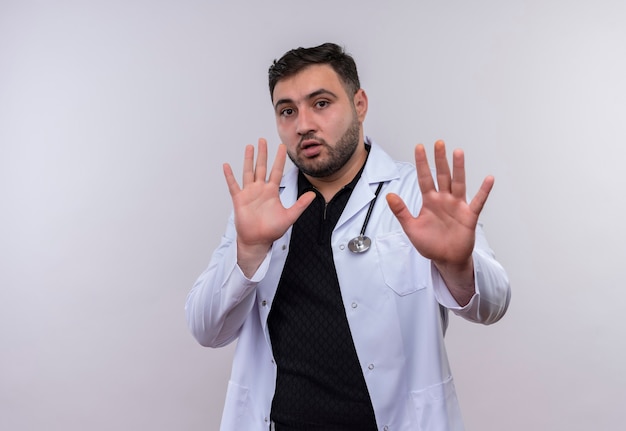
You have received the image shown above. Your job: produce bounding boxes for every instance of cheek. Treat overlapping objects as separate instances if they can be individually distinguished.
[276,124,295,147]
[329,115,353,139]
[274,119,286,137]
[275,124,288,140]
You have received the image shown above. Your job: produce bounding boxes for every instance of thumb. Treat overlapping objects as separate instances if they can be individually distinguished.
[386,193,412,225]
[286,191,316,224]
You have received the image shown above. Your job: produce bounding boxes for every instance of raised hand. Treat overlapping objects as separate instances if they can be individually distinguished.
[223,138,315,277]
[385,140,494,304]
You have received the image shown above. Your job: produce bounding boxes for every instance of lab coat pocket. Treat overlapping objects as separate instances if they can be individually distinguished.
[220,380,251,428]
[376,230,425,296]
[409,377,463,431]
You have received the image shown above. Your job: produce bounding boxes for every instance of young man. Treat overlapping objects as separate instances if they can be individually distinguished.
[186,43,510,431]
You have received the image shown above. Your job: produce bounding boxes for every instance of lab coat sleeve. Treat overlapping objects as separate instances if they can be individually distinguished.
[185,213,271,348]
[432,221,511,325]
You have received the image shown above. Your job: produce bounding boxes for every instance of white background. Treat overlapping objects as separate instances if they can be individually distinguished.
[1,1,625,430]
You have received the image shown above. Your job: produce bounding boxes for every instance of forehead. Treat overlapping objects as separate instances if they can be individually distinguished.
[272,64,346,102]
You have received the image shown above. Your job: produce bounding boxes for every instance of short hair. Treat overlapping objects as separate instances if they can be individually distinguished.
[268,42,361,100]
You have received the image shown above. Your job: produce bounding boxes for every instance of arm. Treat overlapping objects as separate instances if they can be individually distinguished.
[185,139,314,347]
[431,221,510,324]
[185,214,269,348]
[386,140,509,321]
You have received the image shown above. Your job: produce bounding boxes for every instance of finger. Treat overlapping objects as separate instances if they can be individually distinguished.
[268,144,287,185]
[223,163,241,197]
[242,144,255,185]
[254,138,268,182]
[434,140,452,193]
[451,148,466,200]
[469,175,495,215]
[386,193,414,227]
[414,144,436,194]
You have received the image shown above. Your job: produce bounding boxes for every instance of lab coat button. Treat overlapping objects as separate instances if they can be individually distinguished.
[383,426,389,431]
[261,300,267,307]
[351,302,358,309]
[339,244,345,250]
[282,244,287,251]
[368,364,375,370]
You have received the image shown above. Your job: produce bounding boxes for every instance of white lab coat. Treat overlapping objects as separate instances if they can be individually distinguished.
[186,139,510,431]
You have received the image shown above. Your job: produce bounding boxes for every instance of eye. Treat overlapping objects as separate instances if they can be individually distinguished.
[280,107,295,117]
[315,100,330,109]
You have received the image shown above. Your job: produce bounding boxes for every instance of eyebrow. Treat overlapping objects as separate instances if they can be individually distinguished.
[273,88,339,111]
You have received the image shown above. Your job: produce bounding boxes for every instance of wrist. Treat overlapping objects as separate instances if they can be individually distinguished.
[237,240,272,278]
[433,258,475,307]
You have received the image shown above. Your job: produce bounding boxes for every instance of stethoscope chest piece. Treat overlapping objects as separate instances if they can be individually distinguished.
[348,182,384,254]
[348,235,372,253]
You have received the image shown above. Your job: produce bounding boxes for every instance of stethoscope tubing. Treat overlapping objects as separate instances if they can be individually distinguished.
[348,182,384,254]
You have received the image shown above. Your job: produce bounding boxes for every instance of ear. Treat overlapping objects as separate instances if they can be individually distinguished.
[353,89,368,122]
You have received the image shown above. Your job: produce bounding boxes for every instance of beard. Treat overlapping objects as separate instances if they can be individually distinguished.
[287,113,361,178]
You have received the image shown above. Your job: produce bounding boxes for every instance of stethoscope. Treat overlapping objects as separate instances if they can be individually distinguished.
[348,182,384,254]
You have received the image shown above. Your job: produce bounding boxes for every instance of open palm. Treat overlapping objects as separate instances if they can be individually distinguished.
[223,139,315,276]
[386,140,494,267]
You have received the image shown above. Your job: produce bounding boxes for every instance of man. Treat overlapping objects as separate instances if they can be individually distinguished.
[186,42,510,431]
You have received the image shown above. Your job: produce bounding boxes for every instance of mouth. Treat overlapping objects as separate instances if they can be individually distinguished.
[299,139,323,158]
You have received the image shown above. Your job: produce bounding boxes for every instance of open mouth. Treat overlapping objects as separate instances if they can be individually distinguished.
[300,140,323,158]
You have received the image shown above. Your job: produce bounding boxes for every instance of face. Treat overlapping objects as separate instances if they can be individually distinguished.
[272,64,367,180]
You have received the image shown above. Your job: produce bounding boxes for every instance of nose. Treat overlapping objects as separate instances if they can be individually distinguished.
[295,108,316,136]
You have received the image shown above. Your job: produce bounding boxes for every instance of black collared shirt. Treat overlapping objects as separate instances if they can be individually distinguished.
[268,164,377,430]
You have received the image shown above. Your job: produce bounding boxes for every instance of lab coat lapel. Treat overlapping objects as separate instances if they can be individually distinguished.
[335,139,399,231]
[336,178,377,232]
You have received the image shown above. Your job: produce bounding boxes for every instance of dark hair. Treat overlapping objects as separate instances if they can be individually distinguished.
[268,42,361,100]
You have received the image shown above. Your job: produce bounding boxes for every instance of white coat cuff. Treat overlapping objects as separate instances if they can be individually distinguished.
[431,261,479,311]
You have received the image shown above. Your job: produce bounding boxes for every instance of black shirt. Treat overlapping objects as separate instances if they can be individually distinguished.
[267,168,378,431]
